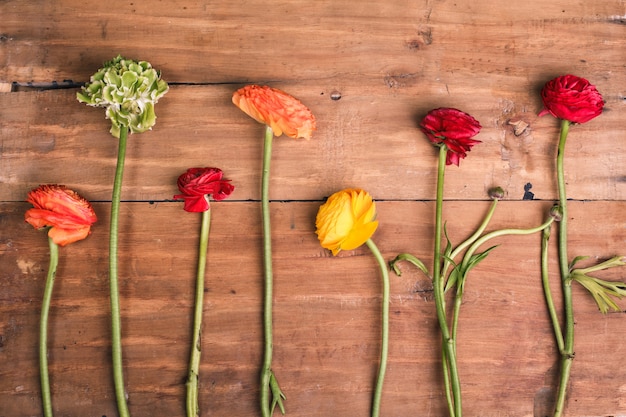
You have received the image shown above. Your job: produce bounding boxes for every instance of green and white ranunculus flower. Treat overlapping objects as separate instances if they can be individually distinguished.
[77,55,169,138]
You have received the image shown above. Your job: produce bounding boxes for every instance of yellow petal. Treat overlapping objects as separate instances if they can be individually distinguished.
[340,221,379,252]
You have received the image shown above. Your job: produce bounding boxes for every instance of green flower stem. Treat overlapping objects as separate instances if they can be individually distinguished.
[554,119,573,417]
[541,225,565,354]
[39,237,58,417]
[460,217,556,273]
[365,239,390,417]
[441,347,455,417]
[441,198,499,284]
[186,208,211,417]
[110,124,130,417]
[433,145,461,417]
[451,216,556,341]
[260,126,285,417]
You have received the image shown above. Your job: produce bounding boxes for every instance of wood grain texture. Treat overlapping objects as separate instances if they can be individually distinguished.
[1,85,625,202]
[1,0,625,416]
[1,201,625,416]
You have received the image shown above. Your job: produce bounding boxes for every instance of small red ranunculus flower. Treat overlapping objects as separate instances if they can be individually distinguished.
[25,184,97,246]
[420,108,482,166]
[174,167,234,212]
[538,74,604,123]
[232,85,316,140]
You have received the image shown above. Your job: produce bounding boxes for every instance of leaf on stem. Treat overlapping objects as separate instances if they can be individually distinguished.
[569,255,590,271]
[449,245,499,292]
[572,273,626,314]
[570,255,626,313]
[389,253,430,278]
[443,256,459,293]
[269,372,286,415]
[463,246,499,277]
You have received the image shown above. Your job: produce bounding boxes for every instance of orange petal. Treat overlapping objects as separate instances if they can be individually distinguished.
[48,226,91,246]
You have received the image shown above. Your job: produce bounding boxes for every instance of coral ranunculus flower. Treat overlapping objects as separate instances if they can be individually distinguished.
[232,85,316,139]
[420,108,482,166]
[25,185,97,246]
[538,74,604,124]
[316,189,379,256]
[174,167,235,212]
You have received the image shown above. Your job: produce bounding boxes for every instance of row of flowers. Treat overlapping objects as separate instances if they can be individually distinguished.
[25,56,625,417]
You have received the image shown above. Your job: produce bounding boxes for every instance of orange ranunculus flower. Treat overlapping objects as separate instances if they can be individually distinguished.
[232,85,316,139]
[316,189,378,256]
[25,185,97,246]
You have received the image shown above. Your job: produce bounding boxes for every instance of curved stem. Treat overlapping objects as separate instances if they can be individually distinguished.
[187,208,211,417]
[441,198,499,281]
[554,119,573,417]
[260,125,277,417]
[40,237,59,417]
[365,239,390,417]
[432,146,461,417]
[541,224,565,354]
[451,216,555,342]
[110,124,130,417]
[460,218,556,273]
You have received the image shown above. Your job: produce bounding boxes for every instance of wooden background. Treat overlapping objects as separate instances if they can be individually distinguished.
[1,0,625,416]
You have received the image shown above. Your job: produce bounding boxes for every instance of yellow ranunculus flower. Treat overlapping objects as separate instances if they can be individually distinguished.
[316,188,378,255]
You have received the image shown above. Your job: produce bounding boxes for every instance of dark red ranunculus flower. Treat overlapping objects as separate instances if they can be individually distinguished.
[174,167,234,212]
[538,74,604,124]
[420,108,482,166]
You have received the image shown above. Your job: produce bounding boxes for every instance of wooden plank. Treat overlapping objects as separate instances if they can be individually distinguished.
[1,0,625,84]
[1,85,624,202]
[1,200,625,416]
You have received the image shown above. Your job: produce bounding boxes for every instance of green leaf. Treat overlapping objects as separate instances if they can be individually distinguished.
[464,245,498,275]
[445,265,459,293]
[572,273,626,314]
[442,222,453,259]
[389,253,429,278]
[442,254,459,293]
[569,255,589,272]
[269,372,286,415]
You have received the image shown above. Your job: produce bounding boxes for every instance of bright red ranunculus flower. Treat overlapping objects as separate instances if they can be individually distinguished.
[25,184,97,246]
[420,108,482,166]
[174,167,234,212]
[232,85,316,140]
[538,74,604,124]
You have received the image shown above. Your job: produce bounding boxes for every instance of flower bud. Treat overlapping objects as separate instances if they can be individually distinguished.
[549,205,563,221]
[488,186,505,200]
